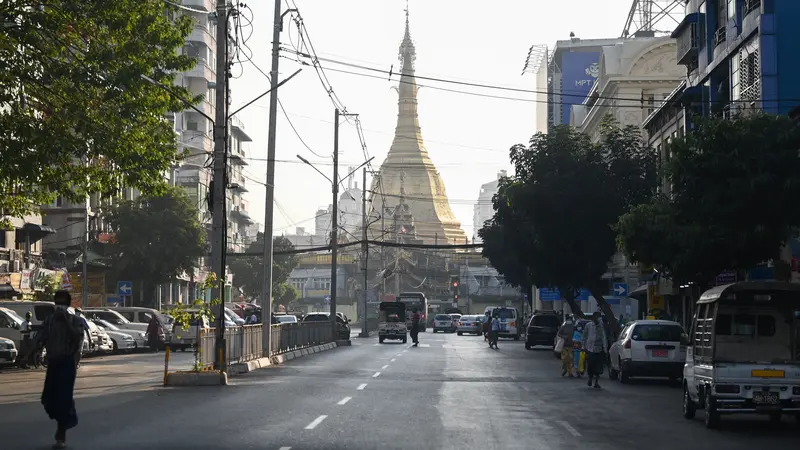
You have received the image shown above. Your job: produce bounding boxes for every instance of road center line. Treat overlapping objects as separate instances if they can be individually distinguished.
[372,371,381,378]
[390,358,396,362]
[556,420,582,437]
[357,383,367,390]
[279,447,292,450]
[381,364,389,369]
[304,415,328,430]
[337,396,352,405]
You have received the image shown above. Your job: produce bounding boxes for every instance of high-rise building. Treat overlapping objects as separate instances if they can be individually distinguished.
[472,170,507,243]
[369,11,466,245]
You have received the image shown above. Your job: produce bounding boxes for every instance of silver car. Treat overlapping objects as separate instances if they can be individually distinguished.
[456,315,482,335]
[433,314,455,333]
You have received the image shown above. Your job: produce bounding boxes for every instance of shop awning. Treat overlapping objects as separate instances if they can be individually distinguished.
[15,223,56,244]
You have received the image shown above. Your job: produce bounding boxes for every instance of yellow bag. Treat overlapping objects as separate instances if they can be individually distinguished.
[578,351,586,373]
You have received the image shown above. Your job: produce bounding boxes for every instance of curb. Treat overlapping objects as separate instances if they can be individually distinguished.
[229,342,340,375]
[165,370,228,387]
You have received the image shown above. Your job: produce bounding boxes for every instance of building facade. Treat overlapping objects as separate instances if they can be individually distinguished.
[571,37,684,140]
[671,0,800,118]
[472,170,507,243]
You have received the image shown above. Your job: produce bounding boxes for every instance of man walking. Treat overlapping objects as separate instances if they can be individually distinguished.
[582,311,608,389]
[410,308,421,347]
[489,314,501,349]
[33,290,84,448]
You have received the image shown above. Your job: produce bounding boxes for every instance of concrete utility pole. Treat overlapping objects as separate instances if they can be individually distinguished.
[81,167,89,310]
[211,1,229,370]
[329,109,340,337]
[360,167,369,337]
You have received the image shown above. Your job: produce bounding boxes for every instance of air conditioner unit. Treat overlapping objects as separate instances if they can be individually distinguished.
[0,261,9,272]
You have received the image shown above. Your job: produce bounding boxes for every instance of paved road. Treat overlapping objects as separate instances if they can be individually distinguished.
[0,331,797,449]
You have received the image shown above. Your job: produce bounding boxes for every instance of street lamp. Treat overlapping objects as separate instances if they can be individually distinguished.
[297,153,374,339]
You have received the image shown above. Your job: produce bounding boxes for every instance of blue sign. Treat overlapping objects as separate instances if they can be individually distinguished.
[324,295,331,304]
[539,288,590,302]
[715,271,737,286]
[560,51,601,125]
[612,283,629,297]
[117,281,133,296]
[107,297,123,304]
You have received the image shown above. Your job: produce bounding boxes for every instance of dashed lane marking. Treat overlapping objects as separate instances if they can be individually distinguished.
[304,415,328,430]
[357,383,367,390]
[557,420,582,437]
[279,447,291,450]
[381,364,389,369]
[372,371,381,378]
[390,358,396,362]
[337,396,352,405]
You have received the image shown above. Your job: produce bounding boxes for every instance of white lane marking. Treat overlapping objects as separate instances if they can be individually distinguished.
[390,358,396,362]
[305,415,328,430]
[337,396,352,405]
[357,383,367,390]
[557,420,582,437]
[396,353,403,357]
[372,371,381,378]
[381,364,389,369]
[372,343,380,346]
[279,447,292,450]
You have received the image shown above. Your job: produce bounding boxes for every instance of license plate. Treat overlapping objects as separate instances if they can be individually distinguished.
[652,350,668,357]
[753,391,780,405]
[751,369,785,378]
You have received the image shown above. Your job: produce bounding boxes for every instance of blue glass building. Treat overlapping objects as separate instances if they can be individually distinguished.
[670,0,800,116]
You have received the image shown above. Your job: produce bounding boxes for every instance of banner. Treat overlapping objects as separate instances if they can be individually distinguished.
[560,51,601,125]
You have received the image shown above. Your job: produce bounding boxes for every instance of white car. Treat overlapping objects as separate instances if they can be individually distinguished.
[608,319,687,383]
[0,337,18,366]
[93,319,143,351]
[432,314,455,333]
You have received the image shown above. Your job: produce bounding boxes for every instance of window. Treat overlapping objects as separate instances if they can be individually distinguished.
[716,313,776,337]
[632,324,684,341]
[728,0,736,20]
[532,315,561,327]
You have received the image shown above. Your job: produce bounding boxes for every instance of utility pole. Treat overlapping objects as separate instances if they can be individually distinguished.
[330,109,340,338]
[211,1,229,371]
[360,167,369,337]
[81,175,88,310]
[393,212,399,295]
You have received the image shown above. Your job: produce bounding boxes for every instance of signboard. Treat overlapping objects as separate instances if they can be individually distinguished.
[612,283,629,296]
[560,51,600,125]
[117,281,133,296]
[324,295,331,305]
[538,288,590,302]
[20,270,33,290]
[714,270,737,286]
[59,269,72,290]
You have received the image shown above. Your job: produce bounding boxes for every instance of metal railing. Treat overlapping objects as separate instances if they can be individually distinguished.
[196,322,333,370]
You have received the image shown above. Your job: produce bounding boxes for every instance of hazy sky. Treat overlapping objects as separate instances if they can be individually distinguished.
[231,0,633,239]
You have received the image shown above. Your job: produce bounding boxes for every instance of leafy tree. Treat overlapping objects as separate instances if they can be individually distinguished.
[481,119,657,330]
[616,113,800,287]
[105,187,206,306]
[228,234,299,306]
[0,0,196,223]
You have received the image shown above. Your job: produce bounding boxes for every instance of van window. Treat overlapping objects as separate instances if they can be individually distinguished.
[493,309,516,319]
[716,313,776,337]
[631,324,683,342]
[532,315,560,327]
[118,311,135,321]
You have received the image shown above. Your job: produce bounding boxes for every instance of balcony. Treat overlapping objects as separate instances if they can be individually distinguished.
[182,0,216,11]
[671,13,700,66]
[185,58,215,81]
[745,0,761,16]
[188,24,215,50]
[180,130,213,155]
[713,27,726,48]
[230,205,253,224]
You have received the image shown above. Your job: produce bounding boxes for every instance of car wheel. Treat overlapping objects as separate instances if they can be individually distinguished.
[704,389,720,429]
[112,340,118,353]
[619,358,630,383]
[402,337,407,344]
[379,337,384,344]
[513,335,520,341]
[608,361,618,380]
[554,351,561,359]
[457,332,463,336]
[682,385,696,419]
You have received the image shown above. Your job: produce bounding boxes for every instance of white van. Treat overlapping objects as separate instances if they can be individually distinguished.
[107,307,173,340]
[83,309,149,333]
[0,307,26,350]
[0,300,56,326]
[682,282,800,429]
[484,306,521,340]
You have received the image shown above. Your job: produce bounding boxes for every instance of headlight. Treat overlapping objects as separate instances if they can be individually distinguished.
[139,333,146,338]
[124,336,133,340]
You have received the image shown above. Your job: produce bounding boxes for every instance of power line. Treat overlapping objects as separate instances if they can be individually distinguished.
[228,238,483,257]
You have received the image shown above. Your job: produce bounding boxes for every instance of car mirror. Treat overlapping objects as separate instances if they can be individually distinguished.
[347,319,352,323]
[680,333,690,346]
[10,322,19,330]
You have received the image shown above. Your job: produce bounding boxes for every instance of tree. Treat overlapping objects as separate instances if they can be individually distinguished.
[481,119,657,330]
[228,234,299,305]
[105,187,206,306]
[616,113,800,287]
[0,1,197,222]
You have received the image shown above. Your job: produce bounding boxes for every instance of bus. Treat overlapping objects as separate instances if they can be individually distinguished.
[397,292,428,332]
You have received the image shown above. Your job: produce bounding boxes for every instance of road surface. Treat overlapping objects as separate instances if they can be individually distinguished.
[0,331,796,449]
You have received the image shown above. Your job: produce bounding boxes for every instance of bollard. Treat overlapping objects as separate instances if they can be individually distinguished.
[163,344,170,386]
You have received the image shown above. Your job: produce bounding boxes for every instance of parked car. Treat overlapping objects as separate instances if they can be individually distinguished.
[608,319,686,383]
[525,312,561,350]
[170,311,210,351]
[0,337,18,366]
[274,314,298,325]
[433,314,456,333]
[83,309,149,333]
[92,319,140,352]
[456,315,482,335]
[301,312,351,340]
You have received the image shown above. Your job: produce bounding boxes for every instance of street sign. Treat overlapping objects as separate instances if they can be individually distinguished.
[715,270,737,286]
[539,288,560,301]
[107,297,123,304]
[613,283,629,296]
[117,281,133,296]
[324,295,331,304]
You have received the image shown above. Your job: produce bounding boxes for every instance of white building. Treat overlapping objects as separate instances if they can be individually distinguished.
[472,170,507,243]
[282,227,327,249]
[570,37,684,140]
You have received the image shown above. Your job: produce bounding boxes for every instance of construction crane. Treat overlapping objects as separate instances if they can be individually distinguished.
[621,0,686,38]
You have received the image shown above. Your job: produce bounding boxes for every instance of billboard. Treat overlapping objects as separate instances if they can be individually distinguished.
[560,51,601,125]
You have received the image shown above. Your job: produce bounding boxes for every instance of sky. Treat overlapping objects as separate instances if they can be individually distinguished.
[230,0,635,239]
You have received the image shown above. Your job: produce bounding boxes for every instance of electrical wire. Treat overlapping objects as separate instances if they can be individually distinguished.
[162,0,209,14]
